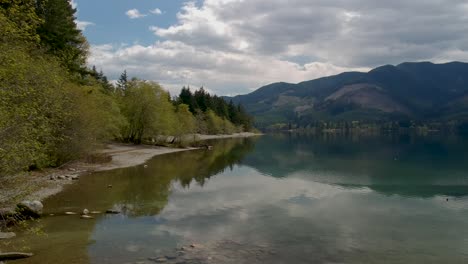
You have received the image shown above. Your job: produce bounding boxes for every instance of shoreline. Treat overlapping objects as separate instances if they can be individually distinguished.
[0,133,261,211]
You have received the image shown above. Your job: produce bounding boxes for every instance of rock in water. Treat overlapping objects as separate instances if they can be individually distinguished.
[105,209,120,214]
[65,212,77,215]
[155,257,167,263]
[16,201,43,218]
[0,252,33,261]
[80,215,94,219]
[0,232,16,239]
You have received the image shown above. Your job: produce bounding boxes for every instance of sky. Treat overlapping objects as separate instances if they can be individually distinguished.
[73,0,468,96]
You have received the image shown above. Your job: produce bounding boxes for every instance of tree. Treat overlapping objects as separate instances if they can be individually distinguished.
[119,80,176,144]
[35,0,88,74]
[175,104,196,137]
[0,38,123,173]
[194,87,209,112]
[117,70,129,91]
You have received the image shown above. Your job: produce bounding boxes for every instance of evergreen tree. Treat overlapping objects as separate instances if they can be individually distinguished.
[97,70,114,94]
[35,0,88,74]
[178,87,198,113]
[194,87,209,112]
[117,70,128,91]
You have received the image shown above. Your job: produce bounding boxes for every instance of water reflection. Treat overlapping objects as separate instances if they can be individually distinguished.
[6,134,468,264]
[244,133,468,197]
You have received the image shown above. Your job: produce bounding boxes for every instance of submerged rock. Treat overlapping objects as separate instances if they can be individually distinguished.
[65,212,77,215]
[0,232,16,239]
[80,215,94,219]
[154,257,167,263]
[0,252,33,261]
[16,201,43,218]
[105,209,121,214]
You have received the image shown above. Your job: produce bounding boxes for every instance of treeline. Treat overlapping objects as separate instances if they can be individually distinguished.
[266,120,463,134]
[0,0,253,176]
[178,87,253,133]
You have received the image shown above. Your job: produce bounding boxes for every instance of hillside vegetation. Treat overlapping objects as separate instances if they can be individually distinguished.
[229,62,468,131]
[0,0,253,176]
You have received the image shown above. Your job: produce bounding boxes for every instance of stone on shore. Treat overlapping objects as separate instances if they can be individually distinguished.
[0,232,16,239]
[16,201,43,218]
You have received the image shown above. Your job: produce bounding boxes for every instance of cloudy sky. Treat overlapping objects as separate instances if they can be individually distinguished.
[74,0,468,96]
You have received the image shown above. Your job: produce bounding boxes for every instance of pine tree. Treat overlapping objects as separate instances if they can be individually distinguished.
[117,70,128,91]
[35,0,88,74]
[194,87,208,112]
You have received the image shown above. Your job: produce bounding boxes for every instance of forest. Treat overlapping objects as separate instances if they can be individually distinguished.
[0,0,253,176]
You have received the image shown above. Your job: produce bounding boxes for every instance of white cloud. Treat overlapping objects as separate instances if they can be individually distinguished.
[126,9,147,19]
[69,0,77,9]
[76,20,94,31]
[89,42,368,96]
[150,8,163,15]
[91,0,468,96]
[70,0,95,32]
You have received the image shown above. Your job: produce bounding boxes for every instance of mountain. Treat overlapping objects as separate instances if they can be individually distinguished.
[228,62,468,128]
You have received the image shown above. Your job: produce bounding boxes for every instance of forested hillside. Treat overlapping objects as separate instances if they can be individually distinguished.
[0,0,253,176]
[229,62,468,131]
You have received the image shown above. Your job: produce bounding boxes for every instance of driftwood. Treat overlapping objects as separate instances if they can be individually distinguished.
[0,252,33,260]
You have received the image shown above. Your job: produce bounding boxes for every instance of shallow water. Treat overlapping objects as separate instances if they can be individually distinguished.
[4,134,468,263]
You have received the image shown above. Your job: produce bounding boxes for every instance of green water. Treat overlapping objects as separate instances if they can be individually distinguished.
[5,134,468,263]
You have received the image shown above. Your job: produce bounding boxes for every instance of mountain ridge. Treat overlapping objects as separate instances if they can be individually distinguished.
[227,61,468,129]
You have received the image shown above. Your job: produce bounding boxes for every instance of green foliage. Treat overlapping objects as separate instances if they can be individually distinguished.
[0,1,255,177]
[176,87,254,132]
[35,0,88,74]
[119,80,176,143]
[89,66,114,94]
[175,104,196,136]
[0,11,124,175]
[0,40,124,174]
[0,0,42,43]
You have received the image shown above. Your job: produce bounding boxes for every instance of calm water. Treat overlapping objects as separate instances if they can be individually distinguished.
[5,134,468,264]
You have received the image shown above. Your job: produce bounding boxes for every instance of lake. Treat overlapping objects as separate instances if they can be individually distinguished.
[5,133,468,263]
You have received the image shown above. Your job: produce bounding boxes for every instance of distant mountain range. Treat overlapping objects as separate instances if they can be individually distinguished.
[227,62,468,128]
